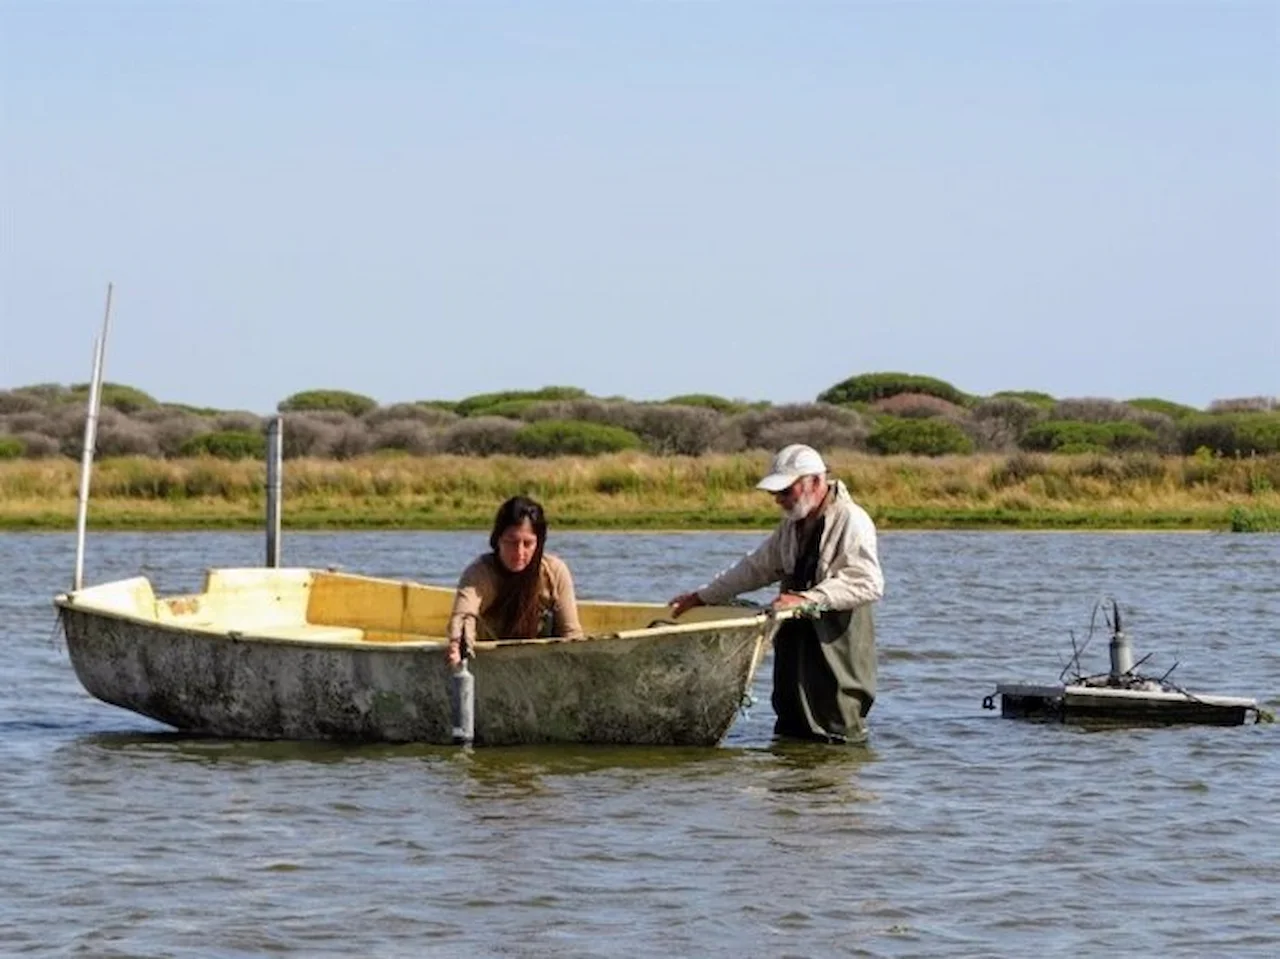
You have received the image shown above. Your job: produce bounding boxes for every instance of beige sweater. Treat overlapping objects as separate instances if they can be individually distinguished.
[447,552,585,649]
[696,481,884,610]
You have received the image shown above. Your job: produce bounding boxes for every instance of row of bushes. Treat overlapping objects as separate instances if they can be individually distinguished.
[6,374,1274,421]
[1,376,1276,461]
[4,407,1278,461]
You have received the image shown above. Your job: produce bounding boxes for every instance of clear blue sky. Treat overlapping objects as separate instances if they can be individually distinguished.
[1,1,1276,414]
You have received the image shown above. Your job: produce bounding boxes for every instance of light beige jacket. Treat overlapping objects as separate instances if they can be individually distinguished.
[696,481,884,610]
[447,552,584,647]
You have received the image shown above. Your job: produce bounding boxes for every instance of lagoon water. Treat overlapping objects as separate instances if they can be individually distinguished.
[1,529,1277,957]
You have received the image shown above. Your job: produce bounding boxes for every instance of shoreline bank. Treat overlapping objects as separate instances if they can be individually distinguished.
[2,452,1277,533]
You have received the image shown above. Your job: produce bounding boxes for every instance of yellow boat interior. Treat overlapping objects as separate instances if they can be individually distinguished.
[58,568,763,647]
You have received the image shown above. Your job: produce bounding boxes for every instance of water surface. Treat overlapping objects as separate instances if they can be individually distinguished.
[2,530,1277,957]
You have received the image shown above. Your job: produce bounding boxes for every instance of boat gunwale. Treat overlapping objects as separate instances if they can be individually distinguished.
[54,582,785,654]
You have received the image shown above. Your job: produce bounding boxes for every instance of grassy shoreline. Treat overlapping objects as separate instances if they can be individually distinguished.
[2,452,1278,532]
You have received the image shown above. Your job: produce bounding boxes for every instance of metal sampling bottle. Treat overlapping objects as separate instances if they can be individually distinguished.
[451,622,475,745]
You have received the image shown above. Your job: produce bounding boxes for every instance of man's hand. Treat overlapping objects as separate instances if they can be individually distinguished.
[446,641,462,667]
[669,591,705,617]
[770,592,808,612]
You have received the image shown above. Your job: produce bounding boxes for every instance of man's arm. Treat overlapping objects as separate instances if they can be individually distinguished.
[694,526,788,606]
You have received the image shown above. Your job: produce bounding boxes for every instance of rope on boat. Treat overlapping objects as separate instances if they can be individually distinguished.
[49,609,67,654]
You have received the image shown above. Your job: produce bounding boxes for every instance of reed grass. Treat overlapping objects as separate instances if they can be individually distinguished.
[1,452,1278,531]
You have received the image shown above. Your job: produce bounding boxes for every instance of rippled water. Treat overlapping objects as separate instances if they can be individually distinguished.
[2,530,1277,957]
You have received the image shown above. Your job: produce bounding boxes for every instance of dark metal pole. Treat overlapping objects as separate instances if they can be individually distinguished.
[265,415,283,567]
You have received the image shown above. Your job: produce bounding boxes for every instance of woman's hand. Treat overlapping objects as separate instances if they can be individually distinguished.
[447,616,476,666]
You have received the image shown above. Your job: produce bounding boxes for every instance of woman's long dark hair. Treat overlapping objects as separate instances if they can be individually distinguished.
[486,495,548,639]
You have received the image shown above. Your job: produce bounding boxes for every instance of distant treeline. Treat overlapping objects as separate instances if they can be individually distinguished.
[1,372,1278,462]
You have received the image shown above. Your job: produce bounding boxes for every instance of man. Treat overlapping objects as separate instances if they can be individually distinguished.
[669,444,884,743]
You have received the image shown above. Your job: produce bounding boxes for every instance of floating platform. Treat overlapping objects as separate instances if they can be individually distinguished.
[987,599,1269,727]
[993,682,1258,726]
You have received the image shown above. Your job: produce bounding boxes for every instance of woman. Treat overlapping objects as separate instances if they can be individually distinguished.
[446,495,584,665]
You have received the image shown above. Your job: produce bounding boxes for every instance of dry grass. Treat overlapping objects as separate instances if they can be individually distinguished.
[1,451,1277,530]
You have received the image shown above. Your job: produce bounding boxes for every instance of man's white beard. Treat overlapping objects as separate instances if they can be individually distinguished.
[784,492,817,522]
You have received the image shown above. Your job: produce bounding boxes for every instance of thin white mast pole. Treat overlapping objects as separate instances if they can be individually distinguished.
[73,283,113,591]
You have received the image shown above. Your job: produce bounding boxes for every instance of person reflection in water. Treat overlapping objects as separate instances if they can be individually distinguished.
[446,495,584,665]
[668,445,885,744]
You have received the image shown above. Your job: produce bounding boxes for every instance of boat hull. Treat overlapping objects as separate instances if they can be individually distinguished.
[57,572,776,746]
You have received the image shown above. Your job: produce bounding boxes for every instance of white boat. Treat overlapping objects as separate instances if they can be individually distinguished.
[52,303,784,747]
[55,568,782,746]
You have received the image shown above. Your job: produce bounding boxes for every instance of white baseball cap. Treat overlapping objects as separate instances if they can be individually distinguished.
[756,444,827,492]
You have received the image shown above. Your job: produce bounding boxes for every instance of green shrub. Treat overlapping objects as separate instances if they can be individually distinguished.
[1230,507,1280,533]
[278,390,378,417]
[867,418,974,456]
[455,387,587,418]
[165,402,228,417]
[1021,420,1159,453]
[513,420,641,457]
[69,382,158,414]
[480,399,540,419]
[412,400,461,414]
[1103,422,1163,452]
[0,435,24,459]
[663,394,750,415]
[819,372,970,407]
[1178,413,1280,456]
[1126,397,1198,420]
[514,398,725,455]
[1235,416,1280,455]
[991,390,1056,409]
[179,430,267,460]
